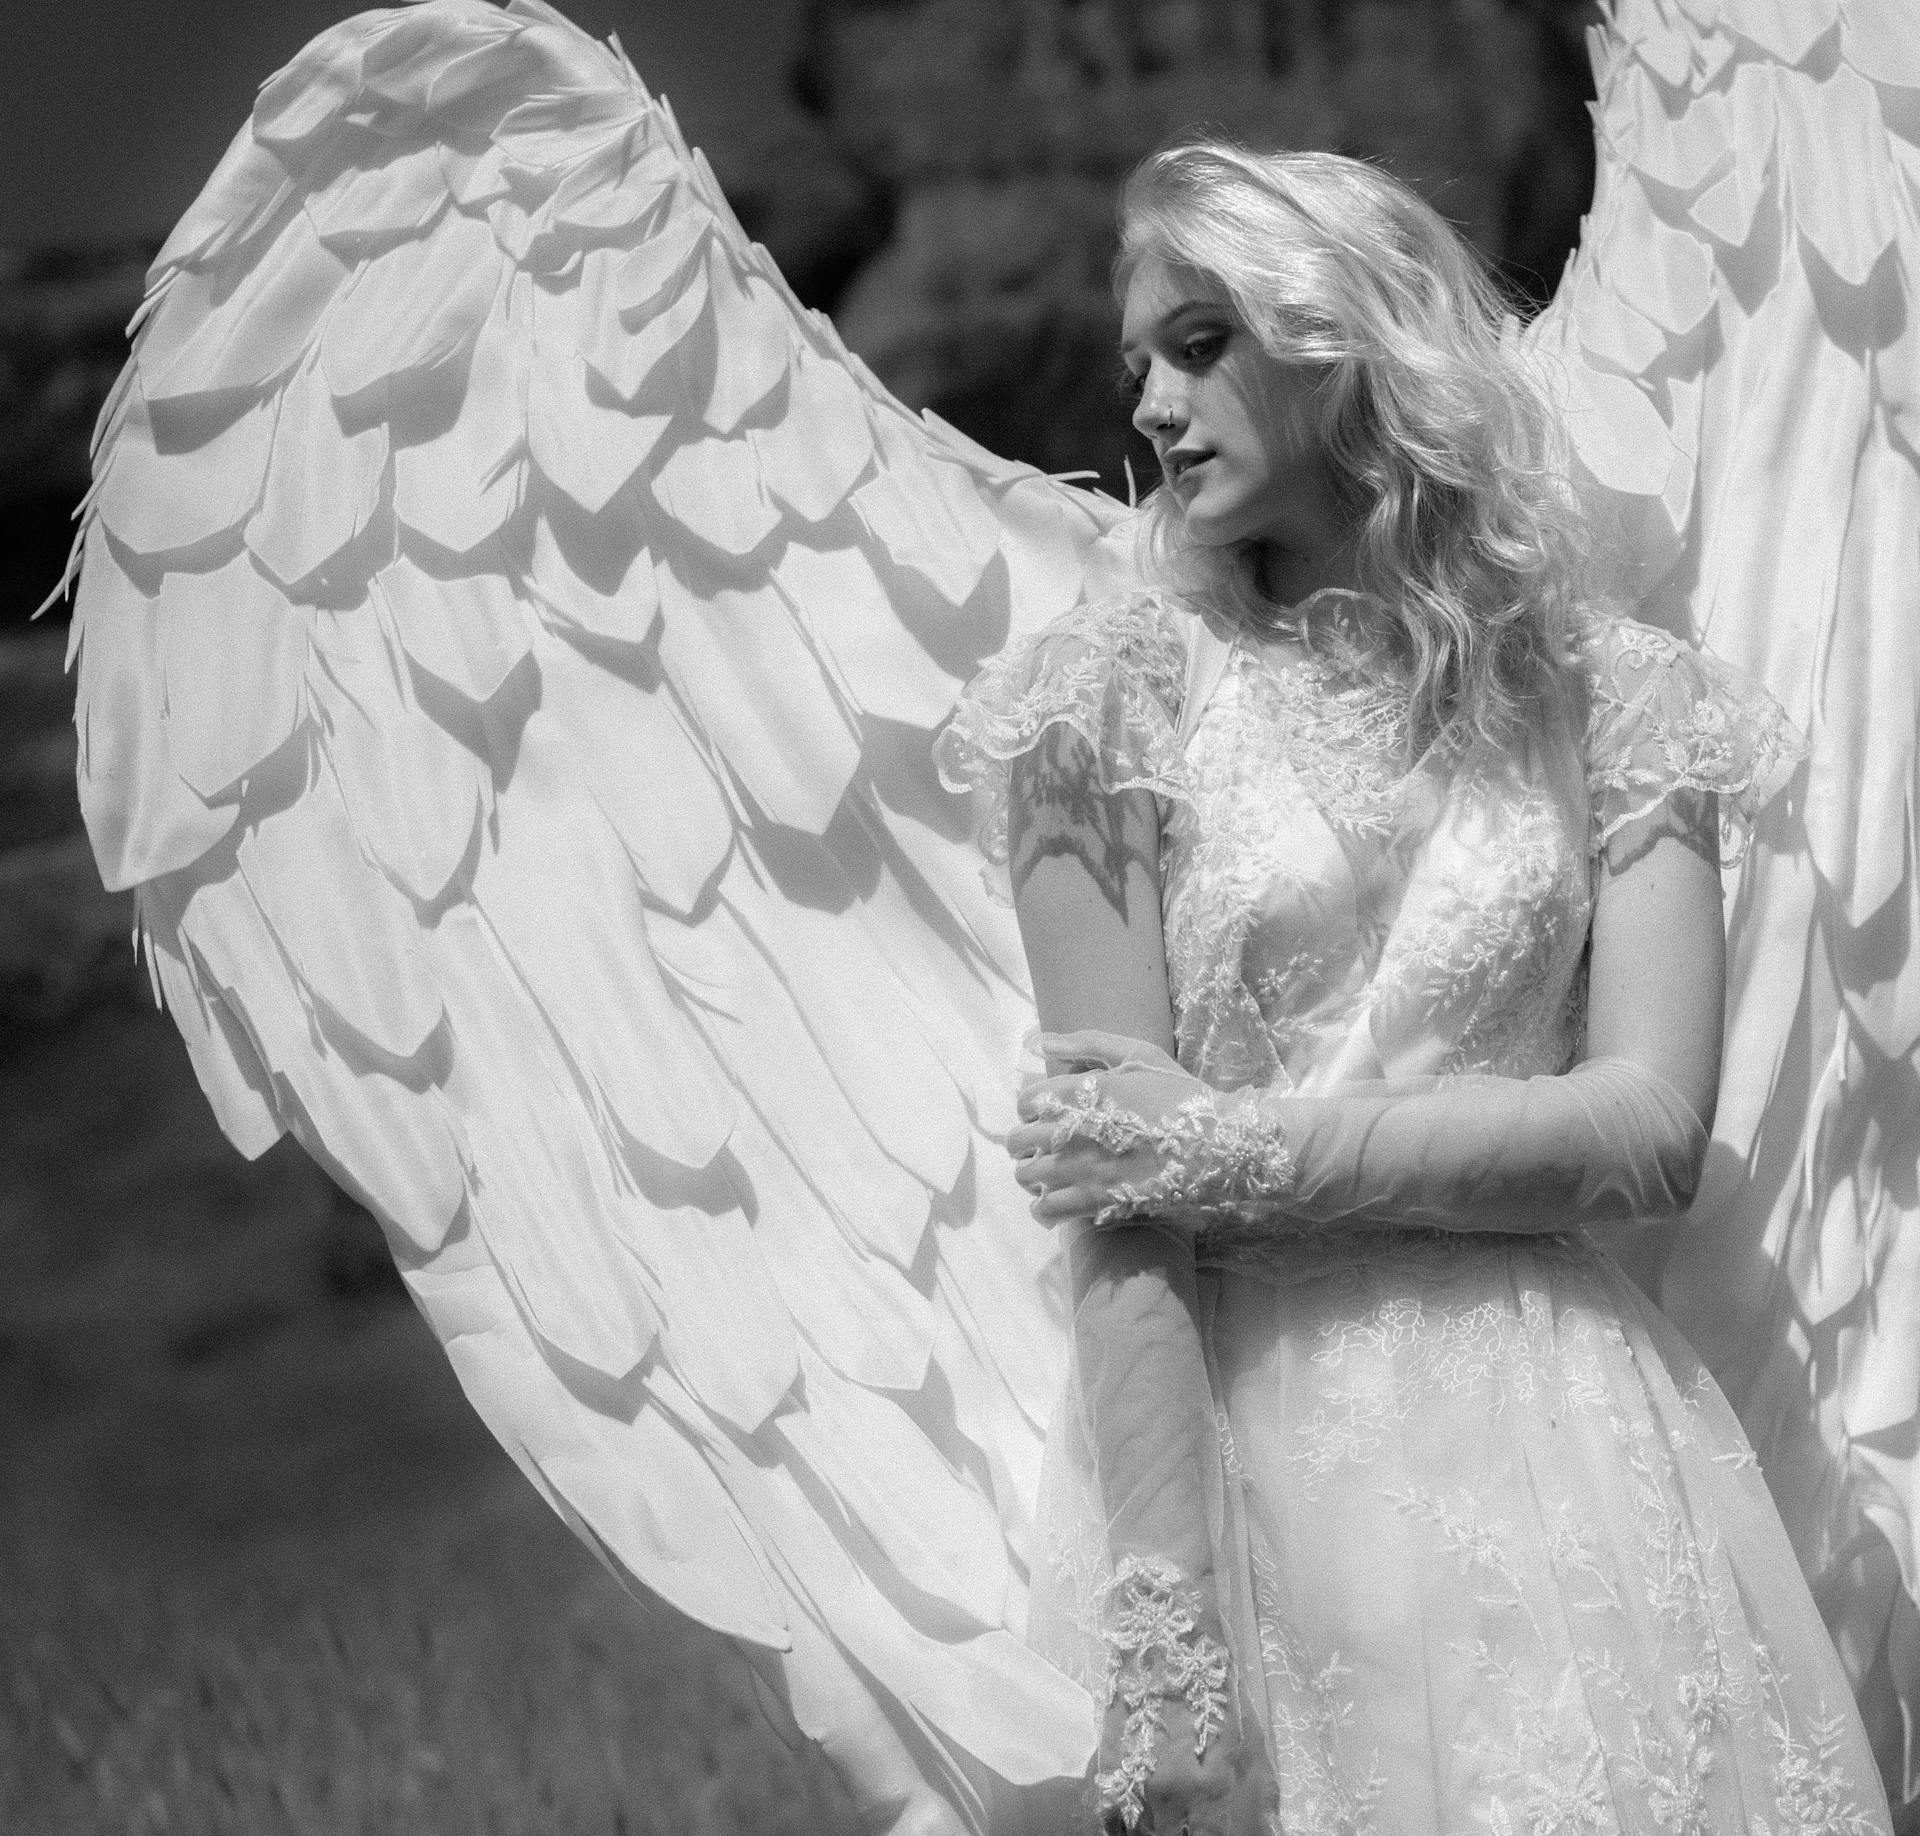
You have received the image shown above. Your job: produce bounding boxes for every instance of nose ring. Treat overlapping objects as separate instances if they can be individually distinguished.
[1158,406,1176,431]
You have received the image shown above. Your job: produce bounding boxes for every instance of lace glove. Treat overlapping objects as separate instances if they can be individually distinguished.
[1061,1215,1253,1831]
[1011,1030,1708,1235]
[1093,1557,1240,1833]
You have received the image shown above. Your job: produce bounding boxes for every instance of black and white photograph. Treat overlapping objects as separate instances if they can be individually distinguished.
[3,1,1917,1831]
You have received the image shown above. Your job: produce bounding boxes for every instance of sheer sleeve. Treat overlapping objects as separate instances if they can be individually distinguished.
[1038,1054,1709,1246]
[949,598,1264,1827]
[935,592,1192,877]
[1581,614,1807,862]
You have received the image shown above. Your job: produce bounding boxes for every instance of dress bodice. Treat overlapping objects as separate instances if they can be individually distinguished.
[937,587,1803,1099]
[1162,619,1594,1094]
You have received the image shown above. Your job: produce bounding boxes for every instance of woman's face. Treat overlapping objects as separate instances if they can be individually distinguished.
[1120,253,1345,561]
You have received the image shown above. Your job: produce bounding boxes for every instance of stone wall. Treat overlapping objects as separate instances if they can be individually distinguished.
[776,0,1599,487]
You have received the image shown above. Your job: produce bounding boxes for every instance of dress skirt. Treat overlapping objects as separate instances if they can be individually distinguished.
[1037,1228,1892,1836]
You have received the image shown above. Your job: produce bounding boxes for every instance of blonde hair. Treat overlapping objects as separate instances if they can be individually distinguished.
[1117,141,1588,750]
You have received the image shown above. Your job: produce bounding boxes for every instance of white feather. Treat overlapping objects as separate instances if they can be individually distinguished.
[1535,0,1920,1787]
[73,3,1133,1818]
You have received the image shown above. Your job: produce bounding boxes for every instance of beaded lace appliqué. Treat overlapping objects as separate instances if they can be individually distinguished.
[1095,1556,1234,1831]
[1031,1082,1296,1225]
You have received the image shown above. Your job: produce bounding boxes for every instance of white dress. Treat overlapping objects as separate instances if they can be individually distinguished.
[942,588,1891,1835]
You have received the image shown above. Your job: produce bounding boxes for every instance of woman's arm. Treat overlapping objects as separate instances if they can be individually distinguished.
[1009,723,1179,1056]
[1009,726,1249,1831]
[1586,785,1724,1130]
[1009,724,1217,1573]
[1012,789,1725,1236]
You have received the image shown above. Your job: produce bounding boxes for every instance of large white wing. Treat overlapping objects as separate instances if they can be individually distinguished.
[67,1,1129,1822]
[1531,0,1920,1800]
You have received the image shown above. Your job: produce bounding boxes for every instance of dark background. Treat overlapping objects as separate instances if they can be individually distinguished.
[1,3,1598,1829]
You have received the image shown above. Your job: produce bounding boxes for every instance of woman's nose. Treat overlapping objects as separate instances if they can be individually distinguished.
[1132,377,1182,443]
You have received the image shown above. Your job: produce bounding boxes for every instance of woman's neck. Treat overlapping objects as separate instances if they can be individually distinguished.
[1255,532,1364,611]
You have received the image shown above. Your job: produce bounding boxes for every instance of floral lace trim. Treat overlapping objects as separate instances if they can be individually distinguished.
[1095,1556,1233,1831]
[1030,1083,1296,1225]
[934,592,1191,880]
[1579,615,1807,863]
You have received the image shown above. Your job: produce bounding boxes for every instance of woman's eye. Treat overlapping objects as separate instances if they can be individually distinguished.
[1116,366,1147,400]
[1181,331,1227,368]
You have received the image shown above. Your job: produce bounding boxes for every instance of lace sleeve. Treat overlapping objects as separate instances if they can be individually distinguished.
[1582,615,1807,862]
[934,592,1192,872]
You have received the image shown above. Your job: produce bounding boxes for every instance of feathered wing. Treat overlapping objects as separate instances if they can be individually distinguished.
[67,1,1132,1822]
[1530,0,1920,1798]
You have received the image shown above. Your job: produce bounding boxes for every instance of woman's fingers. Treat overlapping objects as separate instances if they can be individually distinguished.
[1013,1137,1162,1195]
[1027,1183,1116,1223]
[1011,1151,1052,1190]
[1139,1704,1246,1836]
[1006,1115,1063,1155]
[1012,1144,1091,1185]
[1027,1183,1172,1225]
[1007,1108,1125,1155]
[1015,1068,1111,1123]
[1012,1147,1116,1194]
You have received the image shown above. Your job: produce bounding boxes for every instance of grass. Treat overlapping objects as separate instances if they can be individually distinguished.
[3,1465,852,1834]
[0,1000,857,1835]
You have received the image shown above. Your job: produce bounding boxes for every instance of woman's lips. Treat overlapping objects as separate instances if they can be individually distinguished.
[1166,450,1211,487]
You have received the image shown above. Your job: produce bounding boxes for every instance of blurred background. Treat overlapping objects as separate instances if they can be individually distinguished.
[2,0,1596,1828]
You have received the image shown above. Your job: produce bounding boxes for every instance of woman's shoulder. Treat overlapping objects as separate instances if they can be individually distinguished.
[934,588,1202,864]
[1026,588,1197,686]
[1567,599,1769,736]
[1566,601,1807,856]
[941,587,1199,758]
[1567,601,1692,690]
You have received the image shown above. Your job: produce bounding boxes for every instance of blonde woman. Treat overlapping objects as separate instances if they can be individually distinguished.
[941,144,1890,1833]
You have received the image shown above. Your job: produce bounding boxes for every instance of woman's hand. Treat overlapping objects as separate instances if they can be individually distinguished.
[1091,1553,1267,1835]
[1009,1030,1298,1228]
[1098,1692,1262,1836]
[1007,1031,1214,1224]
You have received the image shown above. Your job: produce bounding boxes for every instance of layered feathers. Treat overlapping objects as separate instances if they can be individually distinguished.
[66,1,1125,1819]
[1531,0,1920,1797]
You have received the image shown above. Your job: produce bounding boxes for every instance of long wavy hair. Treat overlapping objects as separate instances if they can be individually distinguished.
[1117,141,1589,751]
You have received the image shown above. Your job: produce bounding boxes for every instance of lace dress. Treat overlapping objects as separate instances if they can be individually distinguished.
[939,590,1890,1836]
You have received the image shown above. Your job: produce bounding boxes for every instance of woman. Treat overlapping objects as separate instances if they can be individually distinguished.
[939,144,1892,1833]
[70,0,1914,1827]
